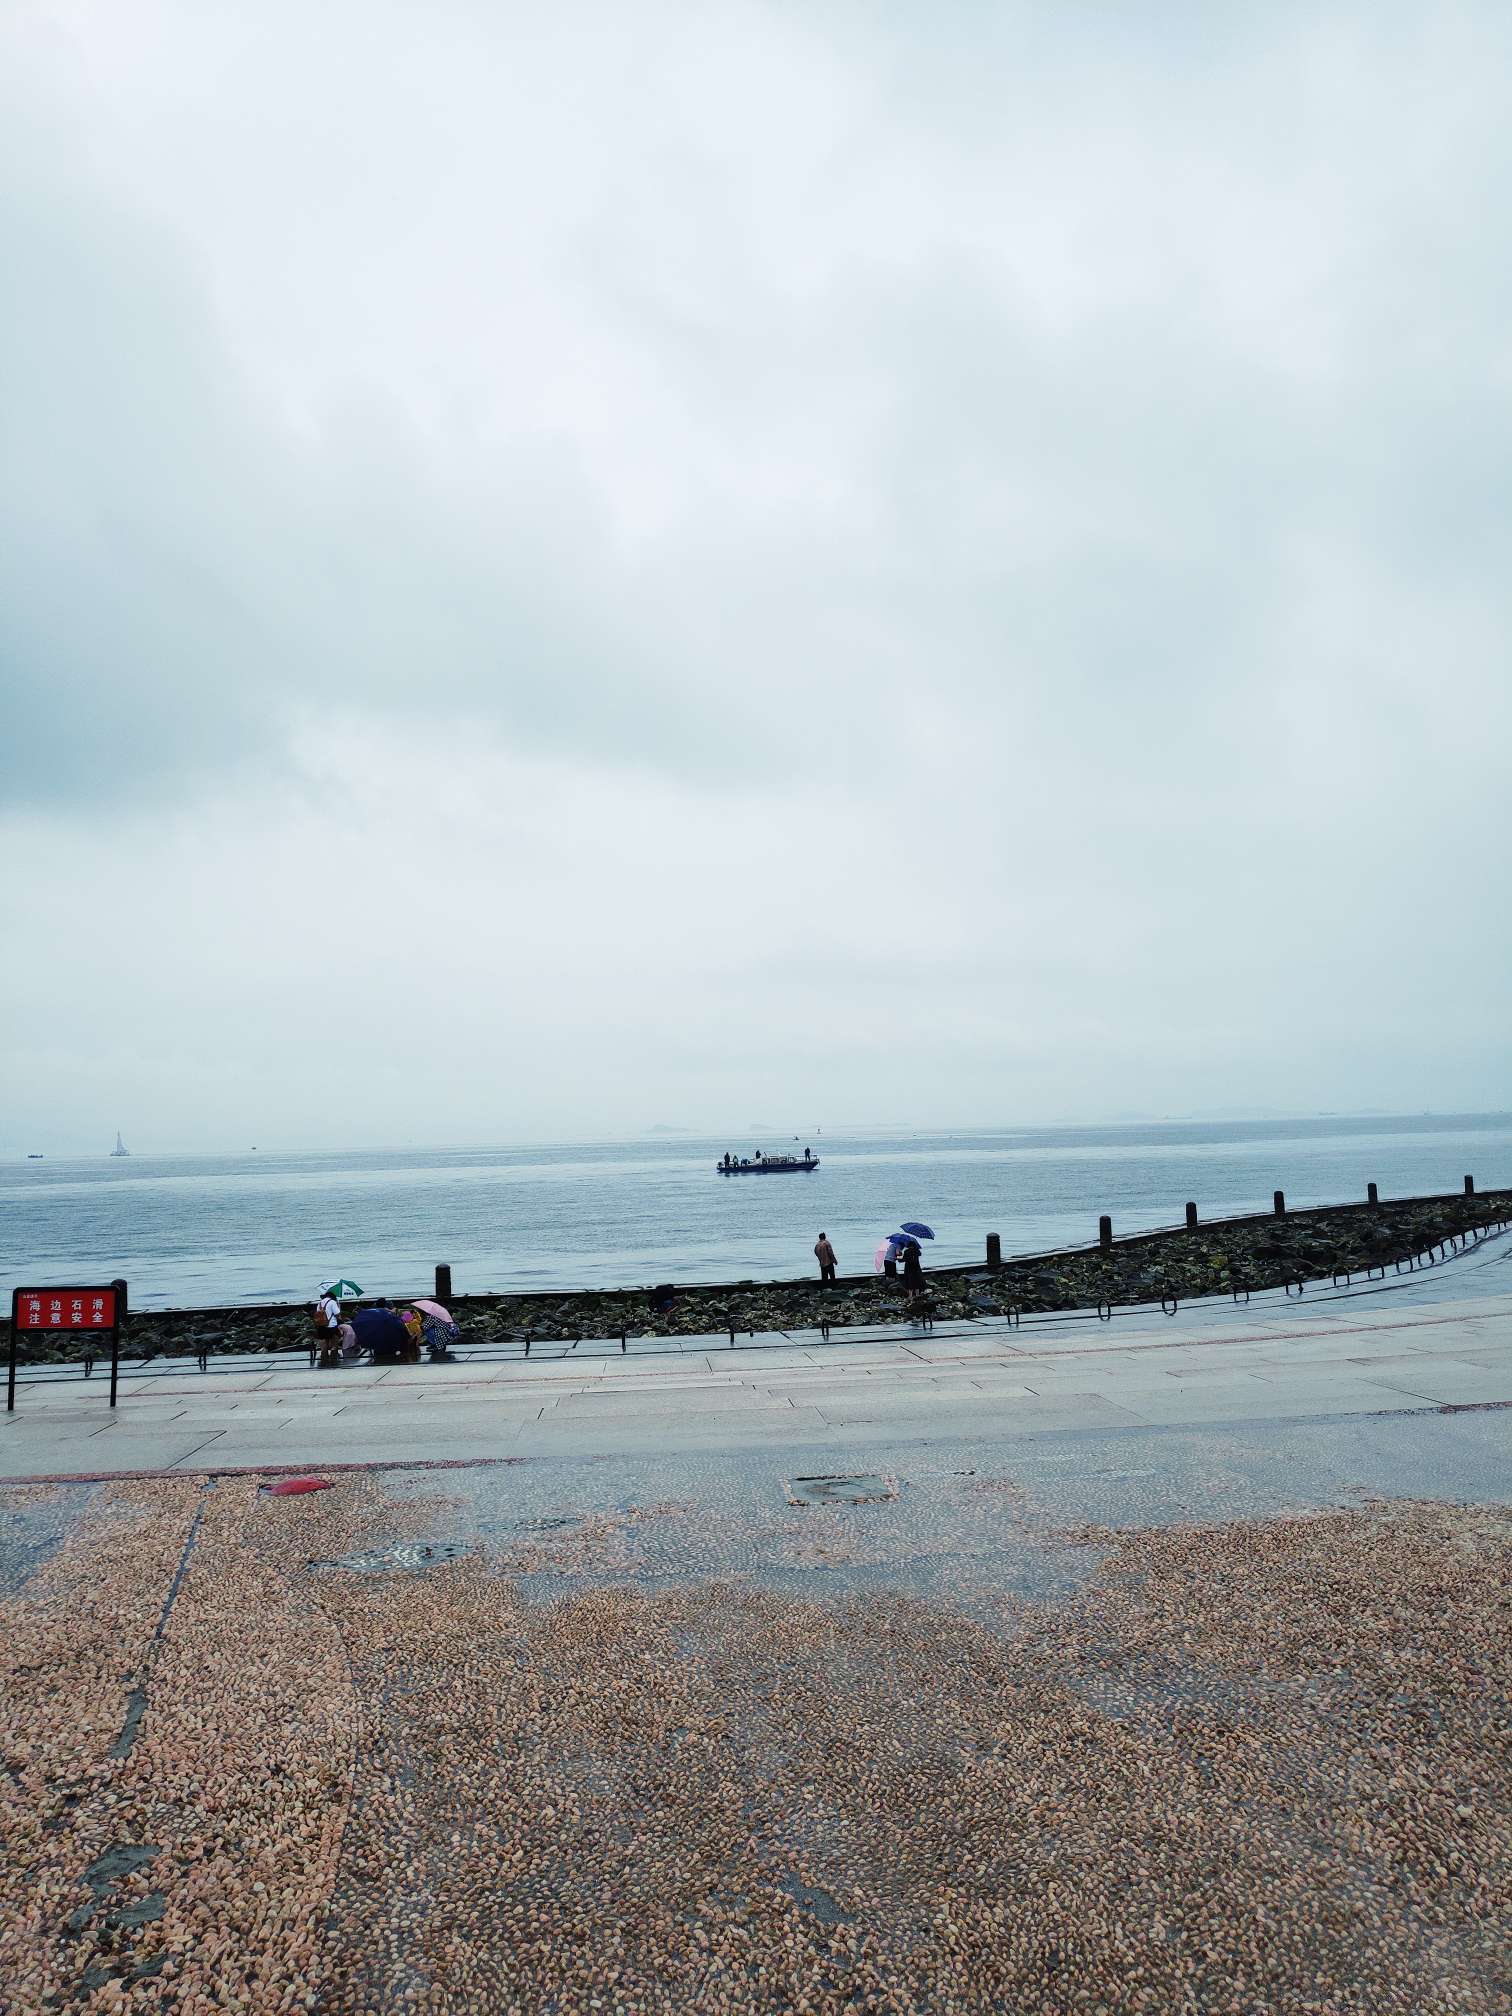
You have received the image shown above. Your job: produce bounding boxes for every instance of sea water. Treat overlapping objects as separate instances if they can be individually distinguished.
[3,1115,1509,1310]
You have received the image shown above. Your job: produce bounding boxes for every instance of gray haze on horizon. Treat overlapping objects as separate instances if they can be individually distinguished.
[3,0,1510,1154]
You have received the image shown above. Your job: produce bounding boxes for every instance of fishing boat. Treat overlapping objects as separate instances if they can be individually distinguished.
[718,1156,819,1173]
[110,1132,130,1157]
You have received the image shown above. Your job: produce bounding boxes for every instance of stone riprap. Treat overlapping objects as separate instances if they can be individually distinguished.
[6,1190,1509,1366]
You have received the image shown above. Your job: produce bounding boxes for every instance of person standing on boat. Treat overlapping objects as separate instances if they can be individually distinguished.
[814,1232,837,1285]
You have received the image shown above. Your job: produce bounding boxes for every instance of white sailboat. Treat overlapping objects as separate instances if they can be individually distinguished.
[111,1131,130,1157]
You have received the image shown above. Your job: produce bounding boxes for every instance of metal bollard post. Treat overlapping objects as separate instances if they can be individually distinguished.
[1465,1176,1475,1195]
[1273,1190,1286,1218]
[1098,1215,1112,1252]
[435,1262,453,1303]
[109,1278,127,1409]
[621,1333,626,1354]
[107,1282,129,1411]
[1185,1202,1198,1230]
[985,1233,1001,1271]
[5,1318,15,1414]
[1367,1182,1378,1206]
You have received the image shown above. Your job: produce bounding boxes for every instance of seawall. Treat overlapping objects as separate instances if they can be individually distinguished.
[7,1188,1510,1366]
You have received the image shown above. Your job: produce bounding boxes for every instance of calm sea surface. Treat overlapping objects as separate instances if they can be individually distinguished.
[4,1116,1510,1311]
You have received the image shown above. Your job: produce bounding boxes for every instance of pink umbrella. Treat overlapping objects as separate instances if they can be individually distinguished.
[412,1297,460,1355]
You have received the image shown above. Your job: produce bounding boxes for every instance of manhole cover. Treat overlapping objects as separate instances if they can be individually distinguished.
[312,1541,471,1575]
[786,1474,895,1506]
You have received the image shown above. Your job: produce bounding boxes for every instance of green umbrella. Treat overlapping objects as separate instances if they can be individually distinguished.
[323,1278,363,1300]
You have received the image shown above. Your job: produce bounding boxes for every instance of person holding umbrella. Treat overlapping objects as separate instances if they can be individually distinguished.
[900,1237,926,1298]
[411,1298,461,1361]
[350,1303,413,1364]
[314,1283,344,1367]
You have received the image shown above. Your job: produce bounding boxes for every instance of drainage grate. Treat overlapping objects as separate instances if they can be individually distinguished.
[786,1474,896,1506]
[312,1541,472,1575]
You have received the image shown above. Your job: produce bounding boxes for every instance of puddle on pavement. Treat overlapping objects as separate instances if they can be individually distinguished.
[312,1540,473,1575]
[777,1872,854,1924]
[368,1405,1512,1632]
[378,1460,1112,1629]
[66,1843,166,1939]
[0,1485,101,1598]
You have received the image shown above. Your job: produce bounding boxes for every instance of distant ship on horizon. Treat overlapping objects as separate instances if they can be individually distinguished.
[111,1131,130,1157]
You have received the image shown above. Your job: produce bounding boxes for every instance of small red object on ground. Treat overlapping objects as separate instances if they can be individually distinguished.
[264,1476,333,1496]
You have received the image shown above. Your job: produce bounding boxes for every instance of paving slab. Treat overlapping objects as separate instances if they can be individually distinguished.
[552,1388,800,1418]
[1360,1367,1512,1405]
[1127,1382,1431,1428]
[521,1408,834,1454]
[775,1378,1037,1411]
[54,1428,234,1469]
[812,1391,1153,1432]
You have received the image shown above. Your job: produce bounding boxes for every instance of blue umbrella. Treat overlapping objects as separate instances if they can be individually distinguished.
[351,1307,410,1358]
[899,1222,935,1240]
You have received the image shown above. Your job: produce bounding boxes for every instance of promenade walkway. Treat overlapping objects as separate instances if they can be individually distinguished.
[6,1228,1509,1480]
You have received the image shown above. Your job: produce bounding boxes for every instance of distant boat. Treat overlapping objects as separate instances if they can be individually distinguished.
[718,1151,820,1175]
[111,1132,130,1157]
[27,1152,43,1159]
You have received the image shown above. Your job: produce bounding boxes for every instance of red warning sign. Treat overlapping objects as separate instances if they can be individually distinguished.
[12,1288,119,1331]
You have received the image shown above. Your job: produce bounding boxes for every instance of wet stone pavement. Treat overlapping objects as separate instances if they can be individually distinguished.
[1,1395,1510,2015]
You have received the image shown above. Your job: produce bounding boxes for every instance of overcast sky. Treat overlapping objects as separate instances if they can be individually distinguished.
[3,0,1510,1152]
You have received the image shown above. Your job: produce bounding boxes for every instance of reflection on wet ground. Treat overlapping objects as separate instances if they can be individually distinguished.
[361,1401,1512,1613]
[0,1483,96,1597]
[2,1401,1510,2014]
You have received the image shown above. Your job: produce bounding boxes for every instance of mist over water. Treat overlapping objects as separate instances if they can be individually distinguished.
[4,1115,1509,1310]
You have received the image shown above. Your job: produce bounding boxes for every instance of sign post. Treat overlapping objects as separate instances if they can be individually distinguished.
[9,1283,128,1411]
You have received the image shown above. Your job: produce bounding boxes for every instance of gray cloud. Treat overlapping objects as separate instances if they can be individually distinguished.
[2,0,1509,1144]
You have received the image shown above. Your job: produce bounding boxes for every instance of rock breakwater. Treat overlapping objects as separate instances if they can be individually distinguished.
[6,1190,1508,1368]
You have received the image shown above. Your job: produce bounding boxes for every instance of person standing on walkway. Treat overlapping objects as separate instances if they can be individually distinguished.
[314,1283,343,1367]
[901,1238,925,1297]
[814,1233,838,1285]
